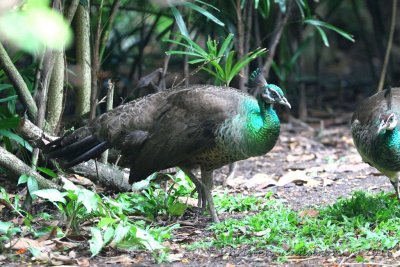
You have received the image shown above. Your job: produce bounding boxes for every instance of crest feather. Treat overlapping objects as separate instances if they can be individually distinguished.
[248,68,267,88]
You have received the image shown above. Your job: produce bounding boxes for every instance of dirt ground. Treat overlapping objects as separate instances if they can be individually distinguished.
[2,122,400,266]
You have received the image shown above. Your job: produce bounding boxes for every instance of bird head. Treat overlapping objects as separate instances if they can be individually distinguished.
[261,84,291,108]
[378,112,398,134]
[248,69,291,108]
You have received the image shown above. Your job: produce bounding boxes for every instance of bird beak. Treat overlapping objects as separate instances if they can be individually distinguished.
[377,122,386,134]
[279,97,291,109]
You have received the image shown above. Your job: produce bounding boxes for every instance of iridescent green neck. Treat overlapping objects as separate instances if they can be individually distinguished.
[244,98,280,155]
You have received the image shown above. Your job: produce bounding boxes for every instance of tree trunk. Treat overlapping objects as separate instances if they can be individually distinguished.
[75,3,92,117]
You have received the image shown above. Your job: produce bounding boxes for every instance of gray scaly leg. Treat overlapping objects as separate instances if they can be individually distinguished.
[201,168,219,223]
[180,167,204,211]
[389,177,400,200]
[224,162,237,186]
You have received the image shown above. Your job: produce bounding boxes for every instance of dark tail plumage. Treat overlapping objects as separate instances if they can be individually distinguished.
[45,127,110,168]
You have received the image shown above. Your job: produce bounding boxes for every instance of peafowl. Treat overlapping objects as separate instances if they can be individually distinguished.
[45,69,290,222]
[351,87,400,198]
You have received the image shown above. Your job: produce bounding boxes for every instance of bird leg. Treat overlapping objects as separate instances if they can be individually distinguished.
[224,162,237,186]
[389,178,400,200]
[180,167,205,210]
[201,169,219,223]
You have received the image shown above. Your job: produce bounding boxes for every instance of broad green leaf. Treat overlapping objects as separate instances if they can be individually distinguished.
[110,224,130,246]
[89,227,104,257]
[0,130,33,151]
[61,177,78,191]
[0,221,12,234]
[168,202,187,216]
[184,2,224,26]
[77,189,98,213]
[32,189,66,204]
[18,174,29,185]
[37,167,57,178]
[27,176,39,198]
[0,117,20,129]
[136,227,164,250]
[103,227,115,245]
[98,217,116,228]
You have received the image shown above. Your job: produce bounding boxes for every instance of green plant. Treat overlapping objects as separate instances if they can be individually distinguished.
[190,191,400,260]
[166,33,266,86]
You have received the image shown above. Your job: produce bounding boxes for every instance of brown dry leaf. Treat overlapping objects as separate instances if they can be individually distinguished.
[299,209,320,218]
[54,239,80,250]
[167,253,185,262]
[244,173,277,189]
[277,171,320,187]
[225,263,236,267]
[105,255,136,265]
[6,237,41,250]
[69,174,93,186]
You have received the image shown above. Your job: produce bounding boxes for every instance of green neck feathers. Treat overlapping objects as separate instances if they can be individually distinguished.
[244,98,280,154]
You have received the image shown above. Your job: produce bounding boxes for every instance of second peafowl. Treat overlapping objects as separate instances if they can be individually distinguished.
[45,69,290,222]
[351,87,400,198]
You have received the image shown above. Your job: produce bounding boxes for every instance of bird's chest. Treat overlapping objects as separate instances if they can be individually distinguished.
[197,111,280,169]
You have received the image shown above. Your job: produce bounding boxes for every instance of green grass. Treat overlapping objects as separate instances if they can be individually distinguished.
[192,191,400,257]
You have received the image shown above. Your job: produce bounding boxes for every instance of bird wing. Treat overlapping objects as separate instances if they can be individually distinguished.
[127,86,244,181]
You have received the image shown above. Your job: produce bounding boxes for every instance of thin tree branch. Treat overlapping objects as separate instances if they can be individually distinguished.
[65,0,80,25]
[377,0,397,92]
[0,42,38,120]
[262,3,292,79]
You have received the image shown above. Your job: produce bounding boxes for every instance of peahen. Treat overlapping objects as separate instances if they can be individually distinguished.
[351,87,400,198]
[45,69,290,222]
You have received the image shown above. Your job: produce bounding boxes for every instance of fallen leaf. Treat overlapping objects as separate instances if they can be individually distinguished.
[244,173,277,189]
[167,253,184,262]
[105,255,136,265]
[69,174,93,186]
[277,171,320,187]
[253,229,271,237]
[299,209,319,218]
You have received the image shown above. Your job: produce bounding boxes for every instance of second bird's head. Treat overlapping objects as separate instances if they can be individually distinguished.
[378,112,398,134]
[261,84,291,109]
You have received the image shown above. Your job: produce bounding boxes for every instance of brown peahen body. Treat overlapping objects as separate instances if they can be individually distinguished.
[46,70,290,222]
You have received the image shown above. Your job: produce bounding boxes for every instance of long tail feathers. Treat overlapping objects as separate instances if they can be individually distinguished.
[45,127,110,168]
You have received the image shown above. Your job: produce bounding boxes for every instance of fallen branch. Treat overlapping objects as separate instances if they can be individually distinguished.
[71,160,131,191]
[0,146,59,189]
[17,118,131,191]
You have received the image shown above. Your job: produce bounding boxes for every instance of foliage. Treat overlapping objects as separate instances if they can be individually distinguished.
[0,170,196,260]
[0,0,72,54]
[191,192,400,260]
[166,33,266,86]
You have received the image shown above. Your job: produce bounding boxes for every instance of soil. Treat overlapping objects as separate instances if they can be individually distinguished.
[2,122,400,266]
